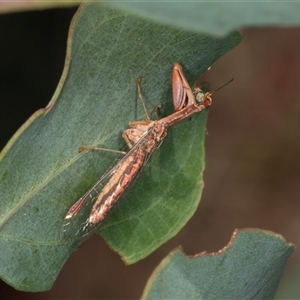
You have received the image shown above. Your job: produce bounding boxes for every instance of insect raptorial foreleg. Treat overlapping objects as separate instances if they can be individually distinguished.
[172,63,196,110]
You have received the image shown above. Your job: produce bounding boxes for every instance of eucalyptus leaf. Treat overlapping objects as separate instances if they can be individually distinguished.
[110,2,300,35]
[0,4,241,291]
[142,229,295,300]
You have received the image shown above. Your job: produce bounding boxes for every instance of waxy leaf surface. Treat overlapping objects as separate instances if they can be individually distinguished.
[142,229,295,299]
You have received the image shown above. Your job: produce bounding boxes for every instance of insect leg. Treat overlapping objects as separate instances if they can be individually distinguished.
[78,146,126,155]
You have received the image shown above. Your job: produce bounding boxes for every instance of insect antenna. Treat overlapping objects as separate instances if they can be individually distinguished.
[212,78,234,93]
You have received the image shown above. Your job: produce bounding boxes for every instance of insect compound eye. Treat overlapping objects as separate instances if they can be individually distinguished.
[194,90,205,103]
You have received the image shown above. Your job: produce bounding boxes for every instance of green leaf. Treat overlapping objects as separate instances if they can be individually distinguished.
[110,2,300,35]
[142,229,295,299]
[0,3,241,291]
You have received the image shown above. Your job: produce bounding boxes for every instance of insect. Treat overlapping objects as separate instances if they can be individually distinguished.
[62,63,213,242]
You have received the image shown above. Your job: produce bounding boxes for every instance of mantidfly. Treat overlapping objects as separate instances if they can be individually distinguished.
[62,63,213,242]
